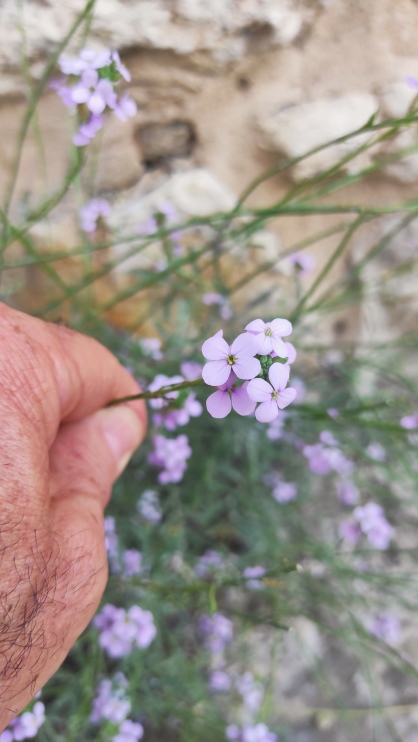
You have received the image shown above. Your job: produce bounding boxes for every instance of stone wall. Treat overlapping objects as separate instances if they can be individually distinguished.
[1,0,418,340]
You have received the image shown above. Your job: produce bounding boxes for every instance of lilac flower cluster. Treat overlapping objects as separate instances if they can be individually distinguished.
[303,431,358,505]
[340,502,393,550]
[199,613,233,655]
[53,49,136,146]
[79,198,111,233]
[195,550,228,579]
[226,723,277,742]
[93,604,156,658]
[104,517,142,577]
[148,434,192,483]
[137,490,162,524]
[1,702,45,741]
[113,720,144,742]
[91,674,144,742]
[400,412,418,429]
[264,472,298,504]
[91,673,131,724]
[242,566,266,590]
[149,373,202,431]
[202,318,297,422]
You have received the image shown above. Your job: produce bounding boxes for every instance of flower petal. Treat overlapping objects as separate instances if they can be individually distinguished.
[202,334,230,361]
[202,360,231,386]
[219,370,237,391]
[245,318,265,334]
[257,335,273,354]
[269,318,292,337]
[284,342,297,364]
[268,362,290,391]
[233,356,261,380]
[230,332,259,357]
[277,387,297,409]
[270,336,288,358]
[246,378,273,402]
[255,399,279,423]
[206,390,232,418]
[231,384,256,416]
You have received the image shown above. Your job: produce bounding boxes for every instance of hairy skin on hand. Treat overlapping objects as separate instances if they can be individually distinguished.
[0,303,146,730]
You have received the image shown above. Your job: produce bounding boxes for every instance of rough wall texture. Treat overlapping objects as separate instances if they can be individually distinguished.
[0,0,418,342]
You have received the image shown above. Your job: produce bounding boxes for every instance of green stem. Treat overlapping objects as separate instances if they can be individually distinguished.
[106,378,205,407]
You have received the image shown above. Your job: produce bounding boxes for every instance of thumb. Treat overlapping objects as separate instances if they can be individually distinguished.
[49,404,146,508]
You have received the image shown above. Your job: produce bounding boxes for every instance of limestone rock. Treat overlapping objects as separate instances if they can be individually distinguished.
[379,81,418,183]
[135,121,196,166]
[0,0,315,75]
[258,93,379,181]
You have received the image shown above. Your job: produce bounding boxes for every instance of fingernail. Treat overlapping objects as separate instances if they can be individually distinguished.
[97,406,144,475]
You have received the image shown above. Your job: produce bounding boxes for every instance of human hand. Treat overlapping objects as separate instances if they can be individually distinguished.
[0,303,146,730]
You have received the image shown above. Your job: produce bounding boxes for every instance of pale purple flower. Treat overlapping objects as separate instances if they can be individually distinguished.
[206,371,256,419]
[303,443,332,474]
[137,490,162,524]
[127,606,157,648]
[327,407,339,418]
[339,519,361,545]
[180,361,203,381]
[236,672,263,713]
[245,317,292,357]
[272,480,297,503]
[123,549,142,577]
[80,198,111,233]
[139,337,163,360]
[113,720,144,742]
[242,723,277,742]
[202,332,260,386]
[265,411,287,440]
[148,434,192,484]
[319,430,338,447]
[199,613,233,654]
[91,675,131,724]
[336,479,360,506]
[111,51,131,82]
[104,516,121,572]
[94,604,156,657]
[114,94,137,121]
[11,702,45,740]
[287,251,316,275]
[209,670,232,692]
[153,391,202,430]
[148,373,184,410]
[59,48,111,76]
[247,364,297,422]
[243,565,266,590]
[195,550,227,578]
[366,612,400,645]
[354,502,393,550]
[137,216,158,235]
[406,75,418,89]
[104,516,118,558]
[0,730,13,742]
[303,440,353,477]
[73,113,104,146]
[291,377,306,404]
[226,725,241,740]
[400,412,418,429]
[366,442,386,462]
